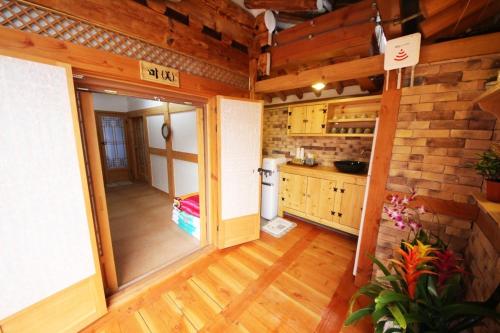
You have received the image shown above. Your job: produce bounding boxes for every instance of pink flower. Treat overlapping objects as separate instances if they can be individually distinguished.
[417,205,426,214]
[402,196,410,204]
[408,220,422,232]
[395,220,406,230]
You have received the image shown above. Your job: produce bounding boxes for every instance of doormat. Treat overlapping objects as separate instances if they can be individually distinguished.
[261,217,297,238]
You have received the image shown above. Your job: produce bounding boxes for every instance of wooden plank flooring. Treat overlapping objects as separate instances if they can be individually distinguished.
[82,221,371,333]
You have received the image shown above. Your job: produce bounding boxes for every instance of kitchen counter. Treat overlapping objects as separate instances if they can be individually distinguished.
[279,163,367,185]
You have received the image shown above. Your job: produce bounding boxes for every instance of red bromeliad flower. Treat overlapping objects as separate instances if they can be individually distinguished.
[434,249,465,287]
[391,241,437,300]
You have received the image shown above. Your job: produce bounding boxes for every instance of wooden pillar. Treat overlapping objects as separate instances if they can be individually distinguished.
[355,72,401,286]
[249,58,258,99]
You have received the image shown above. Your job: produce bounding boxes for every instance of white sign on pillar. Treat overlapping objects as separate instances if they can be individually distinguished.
[384,33,421,89]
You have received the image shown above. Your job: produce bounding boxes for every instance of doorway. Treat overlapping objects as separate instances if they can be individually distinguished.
[78,90,207,291]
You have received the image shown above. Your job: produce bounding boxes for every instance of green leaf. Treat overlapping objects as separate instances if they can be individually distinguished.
[369,254,402,293]
[344,306,374,326]
[442,302,500,320]
[378,275,403,282]
[375,290,409,307]
[426,275,438,298]
[388,304,407,329]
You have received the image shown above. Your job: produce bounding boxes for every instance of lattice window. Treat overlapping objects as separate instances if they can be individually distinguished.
[101,116,128,169]
[0,0,248,89]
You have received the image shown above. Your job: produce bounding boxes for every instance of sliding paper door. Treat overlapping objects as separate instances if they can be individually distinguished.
[217,96,263,249]
[0,53,106,332]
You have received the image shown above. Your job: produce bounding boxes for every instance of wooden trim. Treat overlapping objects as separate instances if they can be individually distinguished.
[264,94,380,109]
[79,92,119,294]
[127,106,166,117]
[255,32,500,93]
[355,72,401,286]
[148,147,167,156]
[0,27,248,99]
[165,105,175,198]
[207,98,219,246]
[172,150,198,163]
[196,107,208,247]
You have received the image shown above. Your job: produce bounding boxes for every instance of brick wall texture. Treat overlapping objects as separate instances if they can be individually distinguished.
[262,107,373,165]
[372,54,500,326]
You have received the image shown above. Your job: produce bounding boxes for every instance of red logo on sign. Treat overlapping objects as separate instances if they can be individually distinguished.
[394,49,408,61]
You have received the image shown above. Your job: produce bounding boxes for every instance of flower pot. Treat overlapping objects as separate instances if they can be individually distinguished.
[486,179,500,202]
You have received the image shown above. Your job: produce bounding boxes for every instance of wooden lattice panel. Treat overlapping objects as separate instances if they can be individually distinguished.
[0,0,248,89]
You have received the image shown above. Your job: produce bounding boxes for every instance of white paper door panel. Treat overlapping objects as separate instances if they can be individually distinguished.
[150,154,169,193]
[147,114,166,149]
[220,98,262,220]
[171,110,197,154]
[0,55,95,320]
[173,159,199,196]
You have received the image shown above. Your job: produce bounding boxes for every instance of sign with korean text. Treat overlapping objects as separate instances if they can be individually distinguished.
[140,61,179,87]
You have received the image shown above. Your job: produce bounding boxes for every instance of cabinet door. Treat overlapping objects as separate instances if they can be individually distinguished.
[306,177,336,222]
[283,174,307,211]
[288,106,306,134]
[337,182,365,230]
[280,172,291,208]
[305,104,326,134]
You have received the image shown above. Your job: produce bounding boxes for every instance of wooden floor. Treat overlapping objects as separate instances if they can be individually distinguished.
[82,220,371,332]
[107,182,200,285]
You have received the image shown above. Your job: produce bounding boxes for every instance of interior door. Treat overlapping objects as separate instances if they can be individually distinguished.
[96,113,130,184]
[0,53,106,332]
[131,116,147,182]
[217,96,263,249]
[288,106,306,134]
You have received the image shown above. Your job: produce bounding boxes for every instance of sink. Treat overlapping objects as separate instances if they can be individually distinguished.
[334,160,368,174]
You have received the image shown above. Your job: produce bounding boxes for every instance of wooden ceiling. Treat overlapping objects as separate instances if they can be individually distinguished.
[249,0,500,102]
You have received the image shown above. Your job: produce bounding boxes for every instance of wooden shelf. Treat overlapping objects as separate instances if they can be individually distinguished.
[324,133,374,138]
[327,117,376,123]
[473,83,500,117]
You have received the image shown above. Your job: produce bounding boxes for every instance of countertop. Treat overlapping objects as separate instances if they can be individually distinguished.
[279,163,368,180]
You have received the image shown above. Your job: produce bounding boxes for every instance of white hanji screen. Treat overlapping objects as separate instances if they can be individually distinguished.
[171,109,199,196]
[146,114,169,193]
[219,98,262,220]
[0,55,95,319]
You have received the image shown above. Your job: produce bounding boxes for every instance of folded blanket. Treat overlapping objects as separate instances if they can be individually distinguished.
[176,194,200,218]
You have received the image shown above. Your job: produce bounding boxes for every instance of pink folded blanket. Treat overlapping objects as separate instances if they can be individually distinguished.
[178,194,200,218]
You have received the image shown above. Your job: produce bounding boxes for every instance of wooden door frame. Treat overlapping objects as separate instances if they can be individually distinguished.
[79,94,119,294]
[95,111,132,184]
[74,76,211,293]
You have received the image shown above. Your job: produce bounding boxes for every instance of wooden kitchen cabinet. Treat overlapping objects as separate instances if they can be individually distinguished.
[280,172,307,212]
[287,103,327,135]
[278,164,366,235]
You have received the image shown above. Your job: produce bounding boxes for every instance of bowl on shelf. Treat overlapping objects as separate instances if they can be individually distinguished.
[334,160,368,174]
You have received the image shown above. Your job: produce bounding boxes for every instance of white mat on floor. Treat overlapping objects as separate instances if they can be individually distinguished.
[261,217,297,238]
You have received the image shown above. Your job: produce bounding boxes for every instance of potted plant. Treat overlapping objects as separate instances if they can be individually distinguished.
[345,192,500,332]
[475,149,500,202]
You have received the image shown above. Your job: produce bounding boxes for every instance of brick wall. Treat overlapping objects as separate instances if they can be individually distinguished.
[374,54,500,294]
[263,107,373,165]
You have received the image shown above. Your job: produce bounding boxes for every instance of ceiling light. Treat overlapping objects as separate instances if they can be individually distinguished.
[104,89,117,94]
[312,82,326,91]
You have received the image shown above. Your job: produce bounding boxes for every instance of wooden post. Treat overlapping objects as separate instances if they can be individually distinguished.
[249,58,257,100]
[355,72,401,286]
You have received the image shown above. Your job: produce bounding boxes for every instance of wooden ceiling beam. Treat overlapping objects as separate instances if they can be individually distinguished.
[273,0,376,47]
[419,0,493,39]
[376,0,402,39]
[244,0,319,12]
[255,32,500,93]
[277,91,287,101]
[270,22,375,72]
[419,0,460,18]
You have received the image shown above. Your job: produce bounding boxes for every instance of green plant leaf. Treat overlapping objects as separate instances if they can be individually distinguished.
[370,254,402,293]
[388,304,407,329]
[441,302,500,320]
[375,290,409,308]
[344,306,374,326]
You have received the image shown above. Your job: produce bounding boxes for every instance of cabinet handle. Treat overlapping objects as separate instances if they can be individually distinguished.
[323,109,327,113]
[287,125,291,129]
[303,119,309,123]
[331,211,336,215]
[333,187,338,192]
[281,197,285,201]
[340,189,345,193]
[338,212,343,217]
[289,112,292,115]
[282,177,286,181]
[321,124,325,128]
